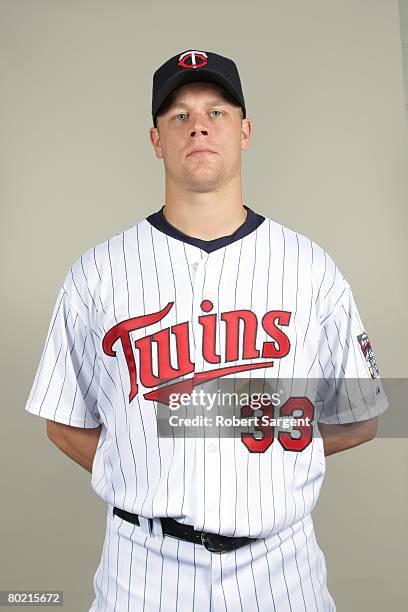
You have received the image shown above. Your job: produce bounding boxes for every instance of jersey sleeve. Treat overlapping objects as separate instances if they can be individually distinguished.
[24,285,101,428]
[316,280,389,425]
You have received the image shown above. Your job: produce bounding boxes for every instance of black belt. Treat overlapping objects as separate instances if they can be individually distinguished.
[112,507,258,553]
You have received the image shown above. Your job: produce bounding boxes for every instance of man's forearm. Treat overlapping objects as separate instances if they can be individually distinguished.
[318,417,378,456]
[46,421,102,472]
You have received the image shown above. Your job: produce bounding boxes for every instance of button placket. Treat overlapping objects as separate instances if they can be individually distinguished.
[203,420,221,522]
[192,254,225,529]
[200,252,222,531]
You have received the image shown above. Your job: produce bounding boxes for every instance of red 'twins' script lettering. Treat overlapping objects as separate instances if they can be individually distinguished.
[102,300,291,403]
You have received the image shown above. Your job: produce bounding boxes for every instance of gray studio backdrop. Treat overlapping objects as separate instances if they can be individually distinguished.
[1,0,407,610]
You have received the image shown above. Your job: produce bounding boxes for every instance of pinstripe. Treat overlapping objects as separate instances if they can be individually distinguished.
[136,223,147,331]
[70,267,90,312]
[247,228,258,539]
[209,553,213,612]
[216,248,227,535]
[290,524,308,611]
[100,358,128,506]
[40,343,63,418]
[290,233,300,384]
[278,224,286,382]
[315,250,327,307]
[248,542,261,612]
[157,539,165,612]
[122,232,130,319]
[107,456,116,508]
[126,526,136,612]
[309,528,328,610]
[279,226,288,541]
[323,263,337,300]
[113,518,121,612]
[201,256,208,530]
[288,234,300,549]
[266,220,277,536]
[118,231,130,434]
[233,548,244,611]
[93,245,107,317]
[164,234,178,519]
[54,312,79,421]
[142,545,150,612]
[301,446,321,609]
[174,539,180,612]
[147,224,164,518]
[320,286,347,325]
[92,401,110,494]
[102,511,112,612]
[115,350,137,508]
[137,392,151,517]
[134,222,152,519]
[81,254,99,313]
[262,539,277,611]
[231,238,243,539]
[302,524,319,610]
[303,240,315,347]
[277,532,293,612]
[192,543,197,611]
[82,354,98,408]
[217,553,228,612]
[180,241,195,519]
[107,239,117,324]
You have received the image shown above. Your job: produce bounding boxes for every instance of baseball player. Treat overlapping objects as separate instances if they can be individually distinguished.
[25,49,389,611]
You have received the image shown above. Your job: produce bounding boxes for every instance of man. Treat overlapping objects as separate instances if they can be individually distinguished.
[25,49,389,611]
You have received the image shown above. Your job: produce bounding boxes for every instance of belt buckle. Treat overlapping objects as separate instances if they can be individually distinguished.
[200,531,255,554]
[201,531,229,554]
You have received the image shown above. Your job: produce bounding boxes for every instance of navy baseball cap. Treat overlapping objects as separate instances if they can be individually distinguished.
[152,49,246,127]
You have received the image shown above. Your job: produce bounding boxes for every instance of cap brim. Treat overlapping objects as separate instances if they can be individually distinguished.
[153,68,244,120]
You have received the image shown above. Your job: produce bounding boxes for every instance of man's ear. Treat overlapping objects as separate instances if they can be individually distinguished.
[240,118,252,151]
[150,126,163,159]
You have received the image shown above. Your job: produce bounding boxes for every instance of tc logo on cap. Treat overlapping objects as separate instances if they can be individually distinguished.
[178,50,208,69]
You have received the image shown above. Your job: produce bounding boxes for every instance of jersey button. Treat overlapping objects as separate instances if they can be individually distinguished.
[207,503,216,512]
[208,443,217,453]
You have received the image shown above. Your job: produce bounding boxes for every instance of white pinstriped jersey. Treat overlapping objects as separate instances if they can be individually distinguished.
[25,211,389,539]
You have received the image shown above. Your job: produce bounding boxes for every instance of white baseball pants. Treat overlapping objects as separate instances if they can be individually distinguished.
[89,505,336,611]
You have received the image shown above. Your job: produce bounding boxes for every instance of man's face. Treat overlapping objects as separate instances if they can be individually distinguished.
[150,82,252,194]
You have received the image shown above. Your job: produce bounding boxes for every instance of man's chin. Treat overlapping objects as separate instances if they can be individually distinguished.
[184,179,224,194]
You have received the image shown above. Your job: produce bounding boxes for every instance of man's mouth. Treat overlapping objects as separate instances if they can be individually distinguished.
[187,148,216,157]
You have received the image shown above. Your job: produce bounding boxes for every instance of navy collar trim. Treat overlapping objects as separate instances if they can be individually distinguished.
[146,205,265,253]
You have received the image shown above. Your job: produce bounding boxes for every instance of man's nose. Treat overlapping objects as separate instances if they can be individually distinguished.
[190,128,208,136]
[190,114,209,136]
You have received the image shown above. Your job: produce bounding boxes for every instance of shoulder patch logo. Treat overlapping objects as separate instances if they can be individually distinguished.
[357,332,380,379]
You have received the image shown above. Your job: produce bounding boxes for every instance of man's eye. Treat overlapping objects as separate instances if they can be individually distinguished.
[174,111,223,121]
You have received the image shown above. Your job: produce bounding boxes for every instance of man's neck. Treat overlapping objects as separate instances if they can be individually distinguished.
[162,185,247,241]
